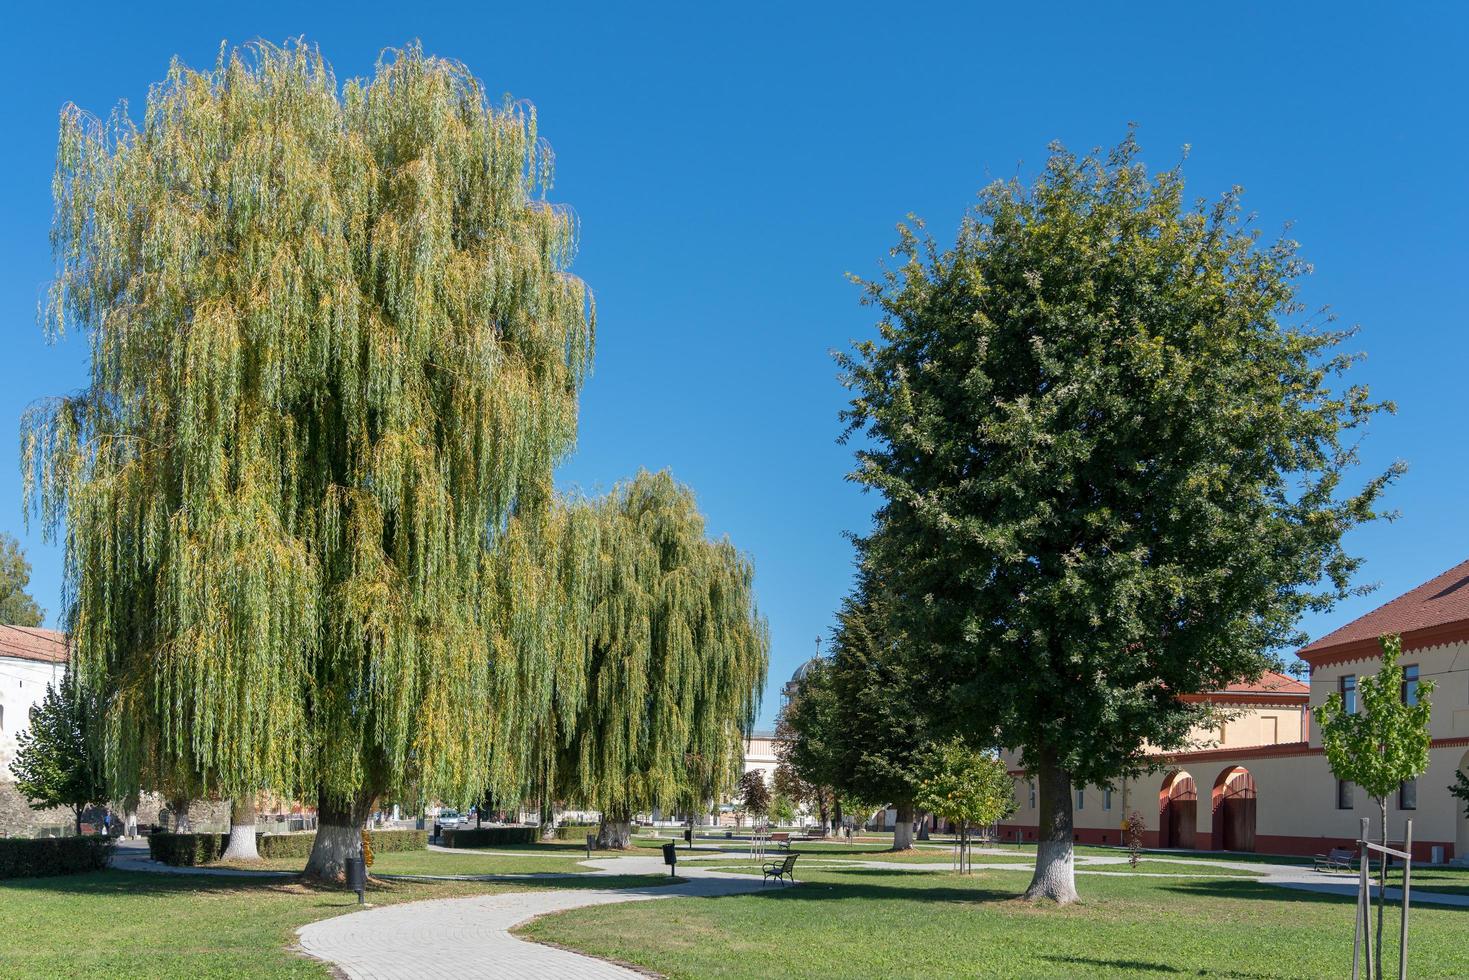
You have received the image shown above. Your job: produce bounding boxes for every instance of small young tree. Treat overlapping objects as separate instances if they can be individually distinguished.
[1315,634,1433,980]
[913,740,1017,873]
[10,668,108,834]
[737,770,771,826]
[770,794,797,826]
[1122,810,1147,869]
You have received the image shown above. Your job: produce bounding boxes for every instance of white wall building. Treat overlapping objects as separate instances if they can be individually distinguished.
[0,626,68,777]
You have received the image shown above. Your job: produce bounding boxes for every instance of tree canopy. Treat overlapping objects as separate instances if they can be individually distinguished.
[24,40,593,876]
[0,533,44,627]
[838,134,1400,902]
[493,470,768,846]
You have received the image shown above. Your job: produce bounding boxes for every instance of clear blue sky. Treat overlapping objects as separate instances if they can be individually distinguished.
[2,3,1465,726]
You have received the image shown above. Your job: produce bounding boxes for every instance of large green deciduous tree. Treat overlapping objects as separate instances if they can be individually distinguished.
[1316,634,1433,980]
[838,134,1400,903]
[491,471,768,848]
[0,533,45,627]
[24,41,593,879]
[11,667,108,835]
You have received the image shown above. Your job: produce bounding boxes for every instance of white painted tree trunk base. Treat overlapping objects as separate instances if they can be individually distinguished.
[596,820,632,849]
[221,821,260,861]
[1024,838,1080,904]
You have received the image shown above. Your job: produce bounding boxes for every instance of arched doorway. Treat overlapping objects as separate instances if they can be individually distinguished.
[1456,751,1469,862]
[1159,770,1198,849]
[1211,766,1257,852]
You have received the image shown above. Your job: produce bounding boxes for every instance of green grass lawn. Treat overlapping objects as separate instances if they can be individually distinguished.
[518,864,1469,978]
[212,841,666,876]
[0,868,681,979]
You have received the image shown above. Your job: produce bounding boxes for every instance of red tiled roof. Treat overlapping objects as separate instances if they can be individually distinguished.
[0,625,69,665]
[1300,559,1469,659]
[1217,671,1308,696]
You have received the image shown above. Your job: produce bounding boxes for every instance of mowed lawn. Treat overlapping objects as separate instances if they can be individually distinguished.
[213,841,666,876]
[0,868,676,979]
[517,865,1469,978]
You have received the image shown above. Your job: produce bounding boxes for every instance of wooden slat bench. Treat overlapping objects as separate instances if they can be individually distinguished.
[1313,847,1356,873]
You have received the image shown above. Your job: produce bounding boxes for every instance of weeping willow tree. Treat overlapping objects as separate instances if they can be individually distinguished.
[22,41,593,879]
[494,471,768,847]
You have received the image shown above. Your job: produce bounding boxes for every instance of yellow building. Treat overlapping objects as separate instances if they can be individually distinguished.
[1002,560,1469,863]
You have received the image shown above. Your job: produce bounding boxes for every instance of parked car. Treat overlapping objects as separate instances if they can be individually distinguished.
[436,810,465,828]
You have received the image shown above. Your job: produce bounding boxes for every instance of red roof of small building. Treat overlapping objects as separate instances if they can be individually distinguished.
[0,625,69,665]
[1217,671,1309,696]
[1301,559,1469,662]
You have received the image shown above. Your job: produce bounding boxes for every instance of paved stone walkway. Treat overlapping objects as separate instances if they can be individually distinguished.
[296,855,771,979]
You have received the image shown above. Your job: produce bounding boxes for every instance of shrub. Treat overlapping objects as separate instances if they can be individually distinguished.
[148,829,427,865]
[553,822,598,841]
[148,832,224,866]
[442,826,537,848]
[0,836,114,879]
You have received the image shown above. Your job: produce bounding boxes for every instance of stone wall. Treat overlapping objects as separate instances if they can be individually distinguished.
[0,780,83,836]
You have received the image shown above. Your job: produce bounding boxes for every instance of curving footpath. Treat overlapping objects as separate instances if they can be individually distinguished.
[296,854,772,979]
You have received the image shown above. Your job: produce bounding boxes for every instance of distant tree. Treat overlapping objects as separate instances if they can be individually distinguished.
[0,533,44,626]
[823,581,933,849]
[772,759,831,832]
[10,668,107,834]
[770,794,797,826]
[914,739,1016,872]
[1316,634,1433,980]
[737,769,771,824]
[779,662,843,833]
[839,134,1400,902]
[1451,771,1469,817]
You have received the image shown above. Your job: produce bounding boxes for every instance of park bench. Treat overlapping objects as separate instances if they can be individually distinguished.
[763,852,798,885]
[1313,847,1357,873]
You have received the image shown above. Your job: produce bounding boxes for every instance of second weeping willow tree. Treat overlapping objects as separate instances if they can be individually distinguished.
[492,471,769,847]
[23,41,593,878]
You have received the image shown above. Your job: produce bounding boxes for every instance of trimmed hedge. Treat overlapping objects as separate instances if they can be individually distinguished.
[149,829,428,865]
[0,836,115,879]
[553,822,599,841]
[147,832,223,866]
[441,826,537,848]
[363,829,428,853]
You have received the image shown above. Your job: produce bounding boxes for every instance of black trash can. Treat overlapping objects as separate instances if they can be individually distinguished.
[345,855,367,903]
[661,842,678,877]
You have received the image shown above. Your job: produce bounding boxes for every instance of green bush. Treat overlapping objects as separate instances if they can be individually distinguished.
[553,822,598,841]
[147,832,222,866]
[441,826,537,848]
[148,829,426,864]
[0,836,115,879]
[364,829,427,853]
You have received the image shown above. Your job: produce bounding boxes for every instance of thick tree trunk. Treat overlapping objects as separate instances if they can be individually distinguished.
[540,800,557,840]
[597,806,633,849]
[892,803,916,851]
[1023,755,1079,904]
[73,806,83,836]
[222,798,261,862]
[917,813,931,841]
[304,790,371,883]
[832,800,842,838]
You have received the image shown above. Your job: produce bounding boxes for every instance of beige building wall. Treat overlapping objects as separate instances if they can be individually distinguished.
[1003,647,1469,860]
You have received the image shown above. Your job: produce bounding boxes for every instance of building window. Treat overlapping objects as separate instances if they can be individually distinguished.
[1340,675,1357,715]
[1028,780,1036,809]
[1399,780,1417,811]
[1402,665,1419,706]
[1076,788,1084,810]
[1337,779,1353,810]
[1103,788,1112,811]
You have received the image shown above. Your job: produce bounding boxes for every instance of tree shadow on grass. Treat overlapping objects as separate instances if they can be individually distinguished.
[728,867,1020,906]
